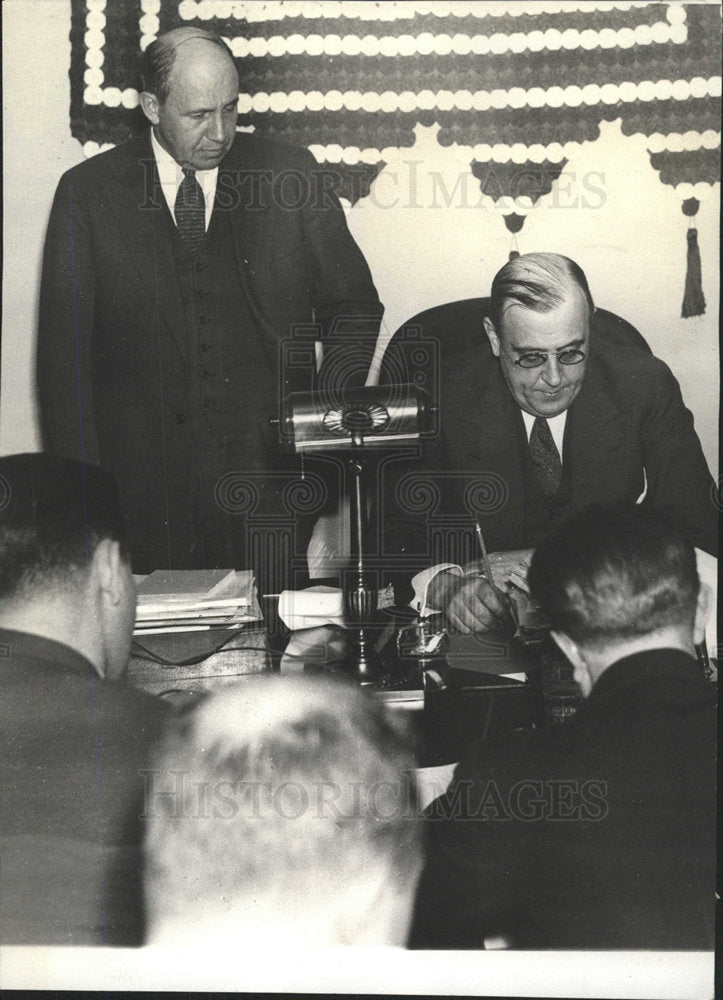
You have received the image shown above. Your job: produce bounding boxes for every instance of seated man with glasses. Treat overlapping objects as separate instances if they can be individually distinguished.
[379,252,716,632]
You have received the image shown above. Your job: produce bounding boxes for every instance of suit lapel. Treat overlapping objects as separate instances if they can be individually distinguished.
[100,132,189,364]
[444,339,527,545]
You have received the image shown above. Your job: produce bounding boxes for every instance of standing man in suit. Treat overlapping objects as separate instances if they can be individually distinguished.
[0,453,167,945]
[411,503,716,950]
[380,253,716,628]
[38,27,383,591]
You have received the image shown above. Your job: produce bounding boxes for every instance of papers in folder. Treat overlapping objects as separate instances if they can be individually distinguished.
[133,569,262,635]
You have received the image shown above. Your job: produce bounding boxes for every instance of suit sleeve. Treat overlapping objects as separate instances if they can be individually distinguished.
[639,359,717,555]
[37,170,101,464]
[299,151,384,388]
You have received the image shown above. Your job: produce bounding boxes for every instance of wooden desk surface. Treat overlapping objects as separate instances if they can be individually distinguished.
[127,624,272,698]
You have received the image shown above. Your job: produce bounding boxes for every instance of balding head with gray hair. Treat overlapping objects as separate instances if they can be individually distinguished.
[140,27,235,103]
[144,674,423,947]
[487,252,595,332]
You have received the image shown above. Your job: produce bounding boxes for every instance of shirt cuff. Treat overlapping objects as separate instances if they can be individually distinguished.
[410,564,463,616]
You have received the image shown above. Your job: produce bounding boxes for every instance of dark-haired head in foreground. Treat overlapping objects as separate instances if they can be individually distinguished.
[0,454,165,946]
[144,674,423,947]
[528,502,710,696]
[0,452,135,679]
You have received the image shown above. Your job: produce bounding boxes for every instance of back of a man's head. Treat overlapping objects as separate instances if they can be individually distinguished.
[0,453,134,679]
[144,675,423,947]
[528,504,700,668]
[0,452,127,604]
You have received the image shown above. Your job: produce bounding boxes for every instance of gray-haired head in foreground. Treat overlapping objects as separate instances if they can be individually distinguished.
[140,27,235,103]
[488,252,595,331]
[144,674,423,945]
[528,503,699,649]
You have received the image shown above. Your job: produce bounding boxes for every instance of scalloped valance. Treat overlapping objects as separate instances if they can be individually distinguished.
[71,0,720,314]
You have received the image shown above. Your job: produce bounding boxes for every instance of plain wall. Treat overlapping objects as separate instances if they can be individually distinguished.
[2,0,82,453]
[1,0,719,477]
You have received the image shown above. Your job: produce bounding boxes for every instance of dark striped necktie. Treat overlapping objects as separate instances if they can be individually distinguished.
[529,416,562,497]
[174,168,205,252]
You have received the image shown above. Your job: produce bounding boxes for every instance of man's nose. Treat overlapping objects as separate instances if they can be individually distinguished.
[206,112,226,143]
[541,355,563,385]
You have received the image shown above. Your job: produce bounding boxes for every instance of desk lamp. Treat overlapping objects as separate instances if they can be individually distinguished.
[278,384,433,680]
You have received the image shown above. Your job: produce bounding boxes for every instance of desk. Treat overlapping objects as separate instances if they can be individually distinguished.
[128,624,272,697]
[127,605,575,767]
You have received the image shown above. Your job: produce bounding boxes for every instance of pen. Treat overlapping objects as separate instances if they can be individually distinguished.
[474,521,495,586]
[474,522,518,628]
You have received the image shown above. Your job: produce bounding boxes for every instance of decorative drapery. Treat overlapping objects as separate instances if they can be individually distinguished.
[71,0,720,314]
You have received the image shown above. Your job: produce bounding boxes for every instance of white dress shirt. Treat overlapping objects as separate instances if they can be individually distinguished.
[150,130,218,231]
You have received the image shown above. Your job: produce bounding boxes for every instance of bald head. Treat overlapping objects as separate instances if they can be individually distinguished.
[141,28,236,103]
[139,28,238,170]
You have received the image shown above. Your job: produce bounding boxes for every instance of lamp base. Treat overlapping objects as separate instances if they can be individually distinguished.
[342,568,386,680]
[341,626,387,681]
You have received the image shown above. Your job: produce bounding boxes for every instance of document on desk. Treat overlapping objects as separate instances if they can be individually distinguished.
[133,570,261,634]
[135,568,239,602]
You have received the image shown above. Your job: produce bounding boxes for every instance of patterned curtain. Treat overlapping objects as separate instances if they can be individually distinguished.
[71,1,720,311]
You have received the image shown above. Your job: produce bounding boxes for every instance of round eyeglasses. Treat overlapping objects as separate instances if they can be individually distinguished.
[513,348,586,369]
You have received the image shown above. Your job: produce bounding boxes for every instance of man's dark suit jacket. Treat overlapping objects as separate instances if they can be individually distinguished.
[378,333,717,590]
[37,131,383,576]
[411,649,716,950]
[0,628,167,945]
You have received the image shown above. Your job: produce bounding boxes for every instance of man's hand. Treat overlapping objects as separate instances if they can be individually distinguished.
[427,568,516,635]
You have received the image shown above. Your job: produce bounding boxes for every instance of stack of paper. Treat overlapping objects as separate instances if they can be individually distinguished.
[134,569,261,635]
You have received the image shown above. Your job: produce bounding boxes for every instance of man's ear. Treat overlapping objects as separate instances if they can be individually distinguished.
[483,316,501,357]
[91,538,126,607]
[550,629,583,670]
[550,629,592,695]
[694,582,712,646]
[139,91,160,125]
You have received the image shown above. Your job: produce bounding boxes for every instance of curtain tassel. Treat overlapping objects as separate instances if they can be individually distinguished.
[503,213,524,260]
[681,198,706,318]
